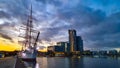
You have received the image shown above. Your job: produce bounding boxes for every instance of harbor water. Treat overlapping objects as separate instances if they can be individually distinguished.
[25,57,120,68]
[1,57,120,68]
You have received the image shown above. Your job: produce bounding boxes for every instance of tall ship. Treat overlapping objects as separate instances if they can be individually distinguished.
[18,4,40,62]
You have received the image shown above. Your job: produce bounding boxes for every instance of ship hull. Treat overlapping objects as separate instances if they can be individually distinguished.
[20,58,36,62]
[18,50,37,62]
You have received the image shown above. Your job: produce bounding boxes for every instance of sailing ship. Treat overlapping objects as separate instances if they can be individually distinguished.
[18,4,40,62]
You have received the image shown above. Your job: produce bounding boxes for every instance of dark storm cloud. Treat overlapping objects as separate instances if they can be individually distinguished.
[0,0,30,23]
[0,0,120,49]
[36,0,46,3]
[80,0,120,16]
[0,25,16,42]
[58,6,106,28]
[36,0,62,5]
[40,26,68,41]
[0,11,10,18]
[0,0,30,41]
[82,12,120,48]
[0,32,12,41]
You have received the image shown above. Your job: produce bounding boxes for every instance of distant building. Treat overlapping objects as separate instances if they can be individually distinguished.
[108,50,118,55]
[47,42,69,53]
[68,29,77,52]
[47,46,55,56]
[57,42,69,52]
[76,36,83,52]
[83,50,92,55]
[47,46,55,52]
[99,51,107,55]
[54,46,62,52]
[91,51,99,55]
[68,29,84,53]
[67,43,70,53]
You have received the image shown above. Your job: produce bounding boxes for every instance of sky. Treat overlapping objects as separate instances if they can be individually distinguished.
[0,0,120,51]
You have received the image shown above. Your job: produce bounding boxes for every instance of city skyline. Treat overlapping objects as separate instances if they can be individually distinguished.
[0,0,120,51]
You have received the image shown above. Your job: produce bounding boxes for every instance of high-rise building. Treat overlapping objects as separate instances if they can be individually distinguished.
[76,36,83,52]
[68,29,84,53]
[68,29,77,52]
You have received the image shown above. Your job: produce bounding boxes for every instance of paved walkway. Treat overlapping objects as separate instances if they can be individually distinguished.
[14,57,26,68]
[0,57,26,68]
[0,57,16,68]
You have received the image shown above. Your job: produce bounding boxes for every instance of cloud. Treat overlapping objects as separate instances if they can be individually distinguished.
[0,32,13,41]
[0,0,120,50]
[82,12,120,49]
[0,11,10,19]
[80,0,120,16]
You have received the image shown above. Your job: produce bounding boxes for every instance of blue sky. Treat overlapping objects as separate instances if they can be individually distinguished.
[0,0,120,50]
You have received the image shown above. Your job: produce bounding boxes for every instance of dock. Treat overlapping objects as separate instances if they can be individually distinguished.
[0,57,26,68]
[0,57,16,68]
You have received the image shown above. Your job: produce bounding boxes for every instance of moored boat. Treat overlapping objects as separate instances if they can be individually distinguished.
[18,4,40,62]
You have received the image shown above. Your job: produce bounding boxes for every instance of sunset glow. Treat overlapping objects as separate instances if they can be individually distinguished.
[0,37,22,51]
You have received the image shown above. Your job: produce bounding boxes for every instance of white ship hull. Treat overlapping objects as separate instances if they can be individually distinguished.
[19,49,37,62]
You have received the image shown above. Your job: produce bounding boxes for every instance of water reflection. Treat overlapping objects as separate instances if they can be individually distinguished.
[69,57,84,68]
[38,57,47,68]
[24,61,39,68]
[23,57,88,68]
[39,57,84,68]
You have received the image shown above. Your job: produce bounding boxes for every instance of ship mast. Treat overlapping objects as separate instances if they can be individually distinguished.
[24,4,33,49]
[29,4,33,47]
[19,3,40,51]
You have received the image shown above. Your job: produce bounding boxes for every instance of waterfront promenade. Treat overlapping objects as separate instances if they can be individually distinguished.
[0,57,15,68]
[0,57,26,68]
